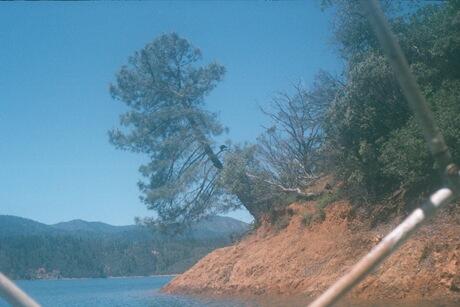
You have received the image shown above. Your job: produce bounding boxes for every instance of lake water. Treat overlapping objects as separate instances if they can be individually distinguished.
[0,276,246,307]
[1,276,456,307]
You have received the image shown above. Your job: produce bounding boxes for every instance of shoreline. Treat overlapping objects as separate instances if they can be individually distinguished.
[15,274,179,282]
[172,291,460,307]
[163,201,460,303]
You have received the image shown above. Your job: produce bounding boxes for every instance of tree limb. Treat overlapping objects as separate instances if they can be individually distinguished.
[245,172,319,199]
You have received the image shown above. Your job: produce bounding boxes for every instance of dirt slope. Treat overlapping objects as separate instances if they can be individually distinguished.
[163,200,460,304]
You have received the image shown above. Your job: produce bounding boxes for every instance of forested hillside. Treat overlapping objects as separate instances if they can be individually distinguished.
[0,215,248,280]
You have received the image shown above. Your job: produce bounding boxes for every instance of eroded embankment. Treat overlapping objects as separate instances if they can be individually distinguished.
[163,199,460,304]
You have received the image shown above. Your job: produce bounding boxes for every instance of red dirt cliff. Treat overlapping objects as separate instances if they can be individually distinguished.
[163,198,460,305]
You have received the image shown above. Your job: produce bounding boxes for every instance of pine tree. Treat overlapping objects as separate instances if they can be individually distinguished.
[109,33,261,227]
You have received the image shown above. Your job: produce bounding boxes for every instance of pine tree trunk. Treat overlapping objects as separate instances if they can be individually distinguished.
[185,113,262,222]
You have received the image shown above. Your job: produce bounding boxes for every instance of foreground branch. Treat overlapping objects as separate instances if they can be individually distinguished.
[309,187,456,307]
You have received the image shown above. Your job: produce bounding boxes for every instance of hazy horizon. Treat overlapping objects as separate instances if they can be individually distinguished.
[0,213,248,227]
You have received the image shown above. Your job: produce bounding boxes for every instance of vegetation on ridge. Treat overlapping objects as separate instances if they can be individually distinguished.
[0,215,248,280]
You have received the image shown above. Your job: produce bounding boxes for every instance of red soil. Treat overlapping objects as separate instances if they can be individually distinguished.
[163,198,460,305]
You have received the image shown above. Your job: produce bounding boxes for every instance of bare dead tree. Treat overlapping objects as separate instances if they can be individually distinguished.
[257,72,340,191]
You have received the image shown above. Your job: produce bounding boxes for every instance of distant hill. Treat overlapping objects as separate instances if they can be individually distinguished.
[51,219,138,234]
[0,215,248,238]
[0,215,249,280]
[189,215,249,239]
[50,215,248,239]
[0,215,58,237]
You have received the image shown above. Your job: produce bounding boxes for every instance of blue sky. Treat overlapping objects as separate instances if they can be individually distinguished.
[0,1,341,225]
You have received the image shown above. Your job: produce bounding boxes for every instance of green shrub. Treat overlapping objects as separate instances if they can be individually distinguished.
[273,214,291,231]
[317,190,342,209]
[323,2,460,206]
[301,208,326,227]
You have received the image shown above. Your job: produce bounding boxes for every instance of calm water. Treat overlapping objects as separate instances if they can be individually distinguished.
[1,276,455,307]
[0,276,247,307]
